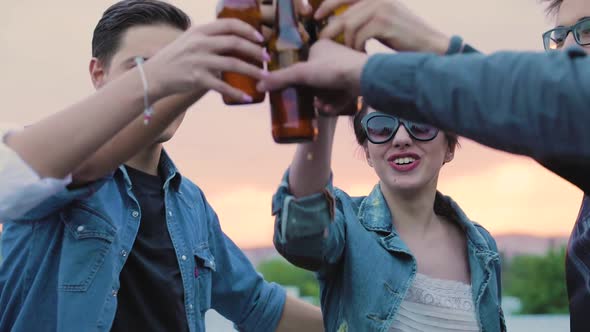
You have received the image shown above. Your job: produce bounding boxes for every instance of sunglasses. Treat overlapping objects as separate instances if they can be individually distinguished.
[542,17,590,50]
[360,112,439,144]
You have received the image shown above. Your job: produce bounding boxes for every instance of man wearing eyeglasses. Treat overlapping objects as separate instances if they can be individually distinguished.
[536,3,590,332]
[259,0,590,330]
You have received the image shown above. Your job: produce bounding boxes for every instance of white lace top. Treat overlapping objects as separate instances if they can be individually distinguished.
[389,273,479,332]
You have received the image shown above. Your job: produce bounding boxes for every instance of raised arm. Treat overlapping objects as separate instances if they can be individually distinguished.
[272,115,350,274]
[361,47,590,161]
[289,117,337,197]
[4,64,162,181]
[259,40,590,163]
[0,19,267,220]
[71,91,202,185]
[4,19,267,184]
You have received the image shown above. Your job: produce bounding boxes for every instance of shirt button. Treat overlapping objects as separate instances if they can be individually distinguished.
[168,211,173,217]
[188,304,193,310]
[132,211,139,218]
[181,255,187,261]
[112,289,118,297]
[76,225,85,232]
[121,250,127,257]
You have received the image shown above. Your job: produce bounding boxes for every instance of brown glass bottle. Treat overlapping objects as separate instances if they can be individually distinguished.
[217,0,266,105]
[306,1,358,116]
[338,95,361,116]
[307,0,348,44]
[268,0,317,143]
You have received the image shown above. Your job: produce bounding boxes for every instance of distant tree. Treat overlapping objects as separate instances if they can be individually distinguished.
[257,258,320,303]
[503,246,568,314]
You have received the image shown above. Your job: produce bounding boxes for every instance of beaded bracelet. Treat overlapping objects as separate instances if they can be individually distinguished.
[134,57,155,125]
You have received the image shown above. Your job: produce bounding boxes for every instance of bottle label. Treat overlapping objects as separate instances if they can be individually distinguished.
[277,50,301,67]
[269,49,304,71]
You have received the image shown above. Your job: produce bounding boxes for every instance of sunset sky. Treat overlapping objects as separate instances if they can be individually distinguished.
[0,0,582,248]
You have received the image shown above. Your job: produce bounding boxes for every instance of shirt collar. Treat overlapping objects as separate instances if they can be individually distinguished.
[117,149,182,192]
[358,184,491,251]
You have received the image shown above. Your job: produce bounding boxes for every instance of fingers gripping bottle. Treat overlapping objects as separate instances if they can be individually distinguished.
[217,0,266,105]
[268,0,318,143]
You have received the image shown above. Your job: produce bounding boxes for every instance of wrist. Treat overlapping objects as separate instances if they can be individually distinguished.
[141,60,167,102]
[427,32,452,55]
[344,55,367,96]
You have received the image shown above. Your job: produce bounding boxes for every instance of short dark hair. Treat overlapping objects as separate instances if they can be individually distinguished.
[540,0,562,16]
[351,101,459,151]
[92,0,191,66]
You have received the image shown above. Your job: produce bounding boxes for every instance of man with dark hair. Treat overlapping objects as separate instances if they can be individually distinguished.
[0,1,322,331]
[259,0,590,330]
[91,0,191,66]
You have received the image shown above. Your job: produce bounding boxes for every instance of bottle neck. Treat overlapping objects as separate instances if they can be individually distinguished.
[274,0,304,48]
[275,0,299,31]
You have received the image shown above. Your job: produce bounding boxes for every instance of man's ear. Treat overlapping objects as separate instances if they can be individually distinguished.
[89,58,107,89]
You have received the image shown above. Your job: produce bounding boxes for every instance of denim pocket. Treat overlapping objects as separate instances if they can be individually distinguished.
[194,244,216,314]
[58,204,116,292]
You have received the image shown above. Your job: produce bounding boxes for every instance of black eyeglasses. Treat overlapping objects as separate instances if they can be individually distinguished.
[360,112,439,144]
[542,17,590,50]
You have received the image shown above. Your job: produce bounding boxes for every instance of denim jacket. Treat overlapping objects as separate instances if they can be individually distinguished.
[0,151,285,332]
[272,171,504,332]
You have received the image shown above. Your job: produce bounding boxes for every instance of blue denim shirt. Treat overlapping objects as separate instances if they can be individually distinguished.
[272,172,504,332]
[0,151,285,332]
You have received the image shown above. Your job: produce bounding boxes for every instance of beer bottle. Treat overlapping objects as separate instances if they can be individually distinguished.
[330,4,349,44]
[308,0,349,44]
[307,1,358,116]
[217,0,266,105]
[268,0,317,143]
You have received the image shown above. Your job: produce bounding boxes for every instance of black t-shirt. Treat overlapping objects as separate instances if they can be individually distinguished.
[540,159,590,331]
[111,166,189,332]
[565,195,590,332]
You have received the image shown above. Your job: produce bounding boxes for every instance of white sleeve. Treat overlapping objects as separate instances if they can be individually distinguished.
[0,125,72,220]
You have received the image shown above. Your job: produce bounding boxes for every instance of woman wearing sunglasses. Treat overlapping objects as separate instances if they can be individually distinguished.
[272,105,504,331]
